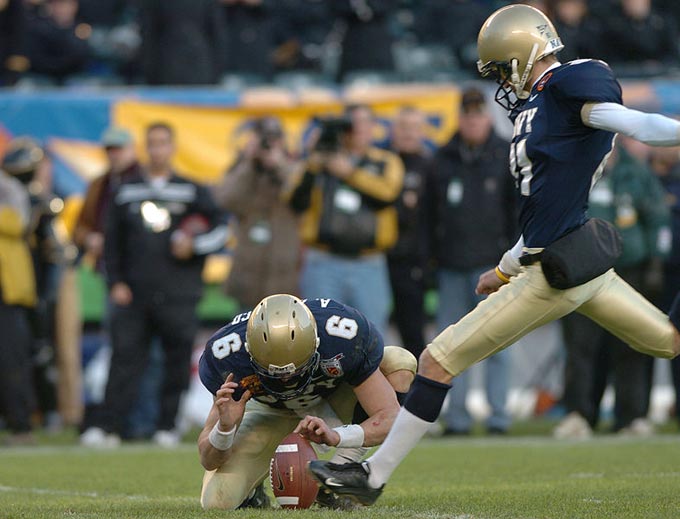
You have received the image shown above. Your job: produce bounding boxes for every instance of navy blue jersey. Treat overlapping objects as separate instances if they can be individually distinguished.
[198,298,383,410]
[509,59,623,247]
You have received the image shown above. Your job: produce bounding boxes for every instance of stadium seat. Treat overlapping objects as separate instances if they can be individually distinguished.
[342,69,404,88]
[393,43,466,83]
[220,73,267,91]
[273,71,335,91]
[14,74,58,90]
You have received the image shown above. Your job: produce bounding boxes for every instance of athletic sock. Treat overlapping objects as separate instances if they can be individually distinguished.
[366,375,451,488]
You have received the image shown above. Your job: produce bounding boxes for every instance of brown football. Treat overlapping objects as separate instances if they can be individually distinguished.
[269,433,319,509]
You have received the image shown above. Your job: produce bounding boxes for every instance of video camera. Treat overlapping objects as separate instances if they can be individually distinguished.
[314,116,353,152]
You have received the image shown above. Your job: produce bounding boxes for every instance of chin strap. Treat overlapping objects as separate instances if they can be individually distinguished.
[512,43,539,100]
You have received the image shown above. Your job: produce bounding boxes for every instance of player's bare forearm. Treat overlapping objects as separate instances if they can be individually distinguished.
[197,375,251,471]
[359,406,399,446]
[294,404,398,447]
[198,406,232,471]
[353,369,401,445]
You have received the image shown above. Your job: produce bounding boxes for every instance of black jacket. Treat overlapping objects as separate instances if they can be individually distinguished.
[140,0,225,85]
[104,171,227,303]
[428,131,516,270]
[0,0,27,84]
[333,0,395,81]
[222,1,275,78]
[387,150,432,265]
[26,11,89,81]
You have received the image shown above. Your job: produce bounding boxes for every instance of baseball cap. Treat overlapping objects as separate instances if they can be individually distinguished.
[460,87,487,114]
[101,127,133,148]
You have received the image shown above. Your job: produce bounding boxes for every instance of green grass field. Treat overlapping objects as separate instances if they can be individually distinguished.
[1,427,679,519]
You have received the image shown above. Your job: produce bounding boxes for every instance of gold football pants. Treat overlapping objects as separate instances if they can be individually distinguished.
[429,264,678,377]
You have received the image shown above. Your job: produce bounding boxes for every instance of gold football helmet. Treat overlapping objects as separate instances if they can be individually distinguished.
[477,4,563,109]
[245,294,320,400]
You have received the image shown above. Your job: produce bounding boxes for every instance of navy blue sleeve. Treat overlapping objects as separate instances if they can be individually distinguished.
[198,349,225,396]
[307,298,384,387]
[343,325,384,386]
[338,307,384,387]
[198,319,249,396]
[551,60,623,105]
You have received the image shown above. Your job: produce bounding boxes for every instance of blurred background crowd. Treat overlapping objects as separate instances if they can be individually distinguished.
[2,0,680,448]
[1,0,680,89]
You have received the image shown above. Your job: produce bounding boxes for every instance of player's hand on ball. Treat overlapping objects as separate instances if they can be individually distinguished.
[215,373,251,432]
[476,268,507,295]
[293,416,340,447]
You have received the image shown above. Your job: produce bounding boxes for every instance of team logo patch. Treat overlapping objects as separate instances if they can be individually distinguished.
[320,354,345,377]
[537,72,552,91]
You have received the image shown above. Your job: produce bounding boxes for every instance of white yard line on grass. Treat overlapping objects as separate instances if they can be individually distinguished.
[0,443,198,457]
[569,471,680,479]
[421,435,680,449]
[0,484,196,504]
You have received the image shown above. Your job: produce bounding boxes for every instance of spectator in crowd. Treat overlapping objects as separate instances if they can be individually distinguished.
[332,1,396,82]
[73,127,157,439]
[25,0,90,84]
[598,0,679,73]
[198,294,416,510]
[139,0,225,85]
[73,127,139,271]
[270,0,333,73]
[0,165,37,446]
[77,0,130,27]
[549,0,601,63]
[415,0,493,74]
[2,137,67,431]
[220,0,276,80]
[517,0,550,14]
[0,0,29,86]
[387,106,432,359]
[77,0,140,83]
[649,145,680,428]
[656,0,680,30]
[80,122,228,448]
[286,104,404,336]
[429,88,515,435]
[213,117,302,311]
[555,142,671,439]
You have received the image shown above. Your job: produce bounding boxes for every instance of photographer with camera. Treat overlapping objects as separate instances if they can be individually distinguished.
[0,162,37,445]
[213,117,302,311]
[286,104,404,335]
[2,137,72,433]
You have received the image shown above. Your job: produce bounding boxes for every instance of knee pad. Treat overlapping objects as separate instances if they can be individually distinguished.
[380,346,417,377]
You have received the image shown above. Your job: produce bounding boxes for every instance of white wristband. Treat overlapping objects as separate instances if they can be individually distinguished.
[333,424,365,448]
[208,422,237,451]
[499,250,521,277]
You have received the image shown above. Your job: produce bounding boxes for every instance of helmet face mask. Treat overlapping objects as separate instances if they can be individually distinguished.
[250,350,320,400]
[478,60,520,112]
[245,294,321,401]
[477,5,563,110]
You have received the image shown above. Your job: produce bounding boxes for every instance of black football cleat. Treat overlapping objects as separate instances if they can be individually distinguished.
[315,488,360,510]
[308,460,383,506]
[237,483,271,509]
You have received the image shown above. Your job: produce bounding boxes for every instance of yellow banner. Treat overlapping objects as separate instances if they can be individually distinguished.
[112,85,461,185]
